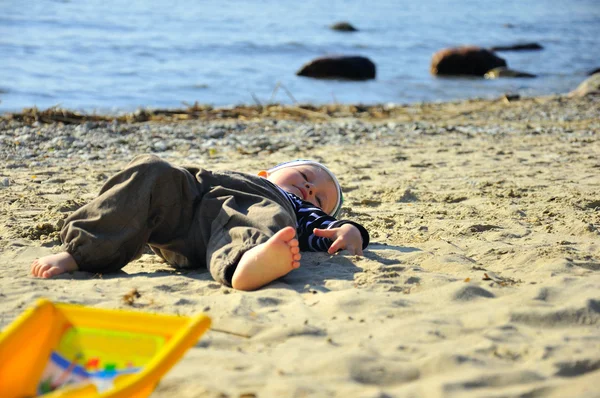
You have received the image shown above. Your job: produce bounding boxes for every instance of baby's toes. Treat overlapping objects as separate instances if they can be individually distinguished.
[31,261,47,277]
[33,263,51,277]
[290,246,300,255]
[30,260,40,274]
[42,266,61,278]
[289,239,299,247]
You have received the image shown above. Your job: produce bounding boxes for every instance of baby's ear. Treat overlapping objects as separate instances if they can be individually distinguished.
[258,170,268,178]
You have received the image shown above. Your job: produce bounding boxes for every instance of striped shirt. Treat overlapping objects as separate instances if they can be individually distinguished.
[276,187,370,252]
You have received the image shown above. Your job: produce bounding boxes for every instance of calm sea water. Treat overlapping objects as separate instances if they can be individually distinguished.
[1,0,599,114]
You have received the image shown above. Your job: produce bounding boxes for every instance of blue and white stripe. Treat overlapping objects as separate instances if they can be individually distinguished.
[276,187,350,252]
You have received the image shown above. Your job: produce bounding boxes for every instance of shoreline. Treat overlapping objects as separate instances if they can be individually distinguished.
[1,93,596,125]
[1,94,599,397]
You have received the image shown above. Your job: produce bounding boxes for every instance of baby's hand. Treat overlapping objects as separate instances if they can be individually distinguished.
[313,224,364,256]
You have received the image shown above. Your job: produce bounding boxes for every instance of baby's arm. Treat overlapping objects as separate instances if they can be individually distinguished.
[294,201,369,254]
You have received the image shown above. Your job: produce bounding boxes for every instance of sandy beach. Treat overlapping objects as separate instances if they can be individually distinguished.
[1,94,599,397]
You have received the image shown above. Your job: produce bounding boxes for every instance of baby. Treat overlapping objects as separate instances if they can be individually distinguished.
[31,155,369,290]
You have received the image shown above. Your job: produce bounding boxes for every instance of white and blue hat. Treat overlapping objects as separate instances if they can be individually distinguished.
[268,159,344,218]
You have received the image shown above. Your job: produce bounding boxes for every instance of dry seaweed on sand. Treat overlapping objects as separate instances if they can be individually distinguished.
[3,95,598,129]
[2,103,391,125]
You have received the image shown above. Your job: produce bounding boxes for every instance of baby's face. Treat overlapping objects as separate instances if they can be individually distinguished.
[267,164,338,215]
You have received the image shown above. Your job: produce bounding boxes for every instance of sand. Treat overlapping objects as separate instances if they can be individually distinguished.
[1,95,599,397]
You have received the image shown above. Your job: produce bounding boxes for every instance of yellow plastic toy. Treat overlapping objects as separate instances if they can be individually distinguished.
[0,299,211,398]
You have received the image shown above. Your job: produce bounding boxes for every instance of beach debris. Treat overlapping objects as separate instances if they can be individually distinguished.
[269,81,298,104]
[482,272,522,286]
[2,95,594,128]
[410,162,433,168]
[484,67,536,79]
[502,93,521,103]
[465,224,501,233]
[489,42,543,51]
[443,195,468,203]
[122,288,141,305]
[2,103,395,125]
[430,46,507,76]
[330,21,358,32]
[297,55,376,80]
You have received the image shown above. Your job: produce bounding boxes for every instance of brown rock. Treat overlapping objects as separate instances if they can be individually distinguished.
[588,67,600,76]
[431,46,507,77]
[569,74,600,97]
[297,55,376,80]
[330,22,358,32]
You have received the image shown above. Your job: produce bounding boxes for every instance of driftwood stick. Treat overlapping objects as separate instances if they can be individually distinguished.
[280,83,298,104]
[286,106,331,120]
[269,82,281,103]
[210,326,251,338]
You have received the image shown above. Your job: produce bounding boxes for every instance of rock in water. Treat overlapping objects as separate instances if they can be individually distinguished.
[297,56,376,80]
[489,42,543,51]
[431,46,507,77]
[569,74,600,97]
[484,67,536,79]
[330,21,358,32]
[587,67,600,76]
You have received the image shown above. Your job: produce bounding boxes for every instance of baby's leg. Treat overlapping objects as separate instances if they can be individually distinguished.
[31,154,201,277]
[31,252,78,278]
[232,227,301,291]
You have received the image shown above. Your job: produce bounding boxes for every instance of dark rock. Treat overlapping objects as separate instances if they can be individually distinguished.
[430,46,507,77]
[588,67,600,76]
[297,55,376,80]
[501,93,521,102]
[330,21,358,32]
[489,42,543,51]
[484,67,536,79]
[569,74,600,97]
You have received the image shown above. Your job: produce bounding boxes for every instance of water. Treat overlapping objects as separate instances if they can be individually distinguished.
[1,0,599,114]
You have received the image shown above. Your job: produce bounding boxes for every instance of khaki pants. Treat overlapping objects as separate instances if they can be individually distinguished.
[61,154,297,286]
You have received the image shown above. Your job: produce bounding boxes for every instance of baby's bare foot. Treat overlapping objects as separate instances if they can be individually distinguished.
[31,252,79,278]
[232,226,301,291]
